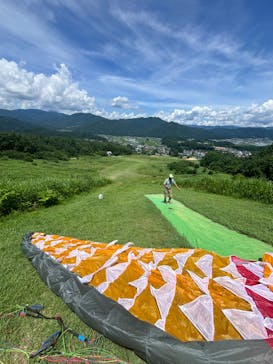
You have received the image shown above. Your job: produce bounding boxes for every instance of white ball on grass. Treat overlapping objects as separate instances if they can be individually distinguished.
[98,193,103,200]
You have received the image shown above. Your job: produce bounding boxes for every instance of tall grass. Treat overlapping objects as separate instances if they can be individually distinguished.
[178,175,273,204]
[0,175,109,216]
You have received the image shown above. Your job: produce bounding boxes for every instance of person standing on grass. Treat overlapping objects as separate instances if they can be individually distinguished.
[163,174,180,203]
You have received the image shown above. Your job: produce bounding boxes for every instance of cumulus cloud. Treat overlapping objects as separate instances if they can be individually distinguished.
[106,110,147,119]
[155,101,273,127]
[0,58,95,113]
[111,95,137,109]
[1,58,273,126]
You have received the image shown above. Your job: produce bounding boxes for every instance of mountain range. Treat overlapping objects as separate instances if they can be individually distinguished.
[0,108,273,140]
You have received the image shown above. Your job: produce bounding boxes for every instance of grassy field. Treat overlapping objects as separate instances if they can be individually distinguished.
[1,155,273,363]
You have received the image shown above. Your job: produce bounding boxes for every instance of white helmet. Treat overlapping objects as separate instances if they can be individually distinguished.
[169,174,173,178]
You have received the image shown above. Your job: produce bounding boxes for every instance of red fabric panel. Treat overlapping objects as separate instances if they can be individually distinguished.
[231,256,260,285]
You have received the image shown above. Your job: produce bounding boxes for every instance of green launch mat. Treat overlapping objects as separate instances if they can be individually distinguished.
[146,194,271,260]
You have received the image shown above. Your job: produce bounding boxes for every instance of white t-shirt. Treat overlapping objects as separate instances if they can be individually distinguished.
[164,177,175,189]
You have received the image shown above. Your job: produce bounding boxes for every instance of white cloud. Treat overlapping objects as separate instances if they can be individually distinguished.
[111,96,132,109]
[262,99,273,111]
[0,58,95,113]
[106,111,147,119]
[1,58,273,127]
[110,95,139,110]
[93,108,147,120]
[110,6,267,72]
[155,101,273,127]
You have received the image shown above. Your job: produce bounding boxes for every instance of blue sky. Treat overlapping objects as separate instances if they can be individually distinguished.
[0,0,273,126]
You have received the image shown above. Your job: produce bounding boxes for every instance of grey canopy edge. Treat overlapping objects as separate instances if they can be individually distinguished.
[21,232,273,364]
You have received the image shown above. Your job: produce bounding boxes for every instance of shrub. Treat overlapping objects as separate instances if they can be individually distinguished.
[178,175,273,204]
[168,160,196,174]
[0,191,20,215]
[0,175,110,216]
[38,189,60,207]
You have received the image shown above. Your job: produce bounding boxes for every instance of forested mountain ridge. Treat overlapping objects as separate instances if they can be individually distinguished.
[1,108,273,139]
[0,115,50,134]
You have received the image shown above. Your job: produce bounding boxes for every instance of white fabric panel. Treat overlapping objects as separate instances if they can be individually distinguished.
[44,234,58,242]
[127,251,137,260]
[264,317,273,331]
[129,274,149,296]
[134,248,152,259]
[96,262,131,293]
[154,318,166,331]
[138,252,166,271]
[246,284,273,302]
[79,256,118,283]
[139,260,153,272]
[77,244,93,248]
[67,249,80,257]
[125,248,152,262]
[158,265,177,284]
[119,273,150,310]
[195,254,213,278]
[79,272,96,283]
[174,250,194,274]
[96,282,108,293]
[105,240,119,248]
[214,276,249,302]
[90,247,97,256]
[36,240,45,249]
[151,281,176,330]
[117,298,135,310]
[67,249,90,267]
[119,269,151,311]
[222,309,268,339]
[87,241,133,282]
[242,262,264,278]
[179,294,215,341]
[259,272,273,287]
[150,265,177,329]
[54,247,68,255]
[153,251,166,267]
[106,262,130,283]
[49,239,64,247]
[187,270,210,295]
[221,259,242,278]
[113,242,134,255]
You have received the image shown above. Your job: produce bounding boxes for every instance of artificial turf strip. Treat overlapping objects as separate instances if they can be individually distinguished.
[146,194,271,260]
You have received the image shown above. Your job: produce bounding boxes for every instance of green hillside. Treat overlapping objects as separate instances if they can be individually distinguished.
[1,155,273,363]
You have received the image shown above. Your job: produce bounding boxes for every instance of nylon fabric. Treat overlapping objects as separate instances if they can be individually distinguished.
[22,233,273,363]
[26,232,273,343]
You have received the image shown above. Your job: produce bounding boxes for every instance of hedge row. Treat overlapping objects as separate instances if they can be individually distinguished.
[0,176,109,216]
[178,175,273,204]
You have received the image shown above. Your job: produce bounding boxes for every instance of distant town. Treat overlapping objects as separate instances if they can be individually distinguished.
[103,135,272,160]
